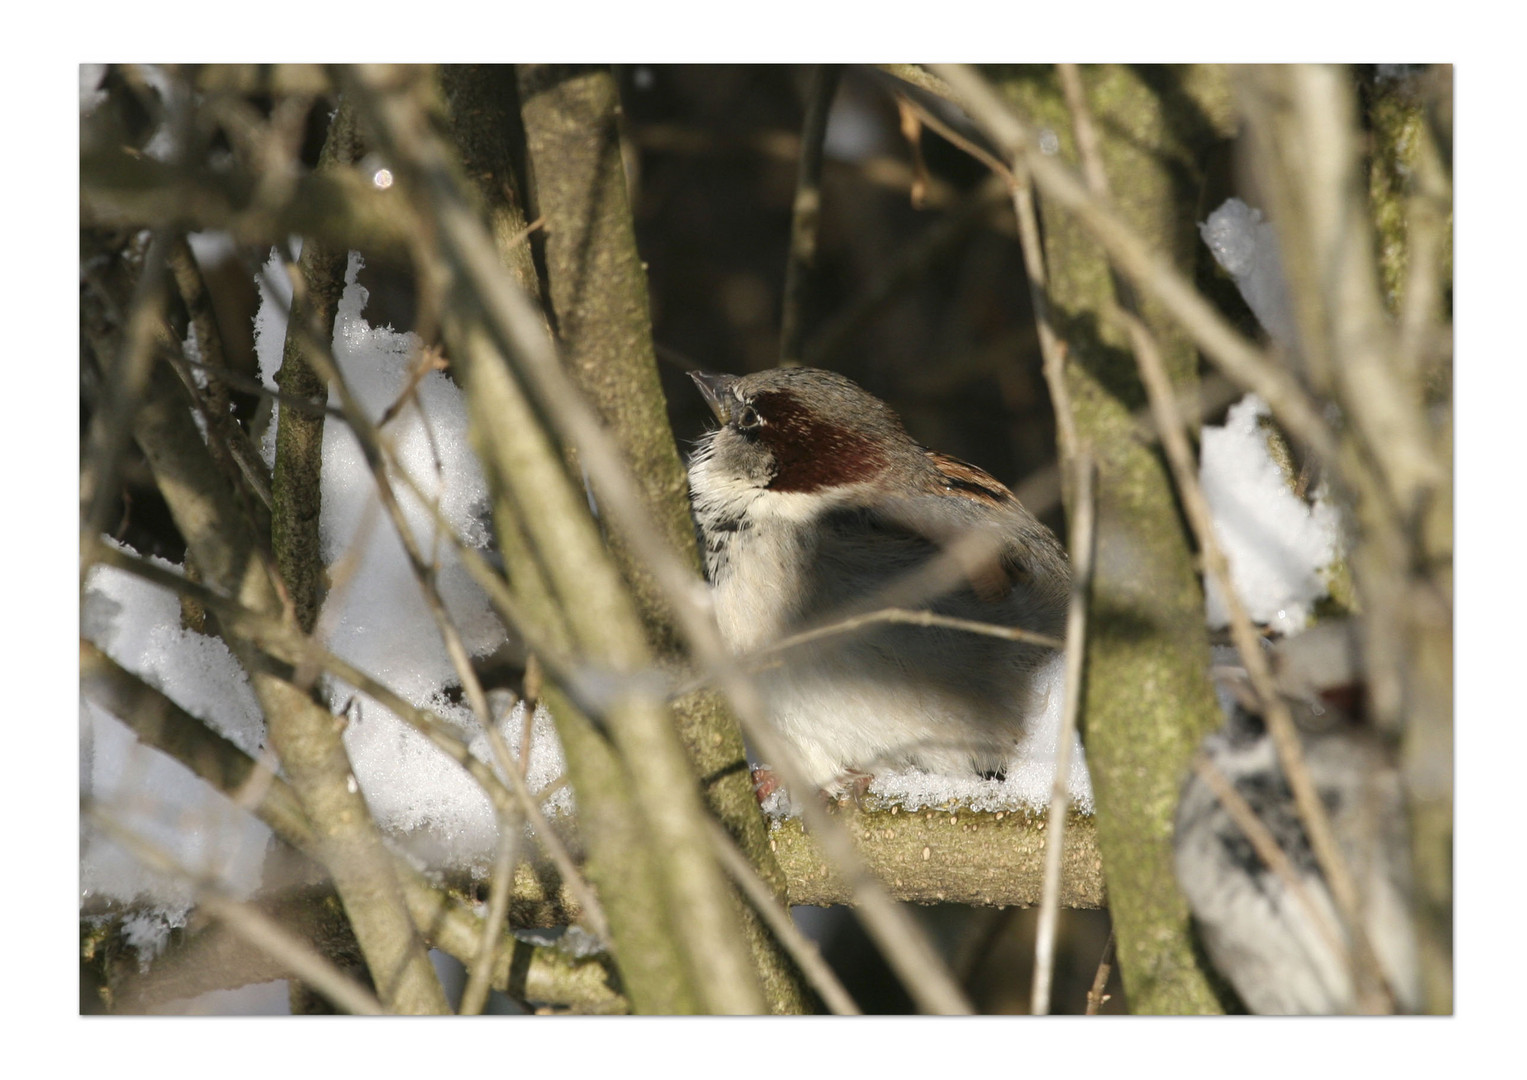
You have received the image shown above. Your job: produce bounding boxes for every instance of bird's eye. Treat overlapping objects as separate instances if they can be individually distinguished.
[735,404,762,430]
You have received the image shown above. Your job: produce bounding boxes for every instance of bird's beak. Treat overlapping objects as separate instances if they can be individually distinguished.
[690,370,739,424]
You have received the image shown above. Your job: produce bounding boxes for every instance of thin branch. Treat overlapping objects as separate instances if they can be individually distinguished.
[780,64,842,367]
[85,537,609,940]
[175,357,347,420]
[927,64,1337,463]
[271,255,616,945]
[1031,452,1096,1015]
[162,354,275,515]
[1189,755,1350,967]
[1057,65,1108,197]
[347,63,975,1016]
[80,231,173,563]
[85,803,388,1016]
[706,820,860,1016]
[460,810,523,1015]
[804,174,1009,370]
[755,606,1064,664]
[895,95,932,208]
[1010,161,1079,471]
[1051,63,1394,1012]
[894,89,1014,187]
[1085,928,1115,1015]
[81,638,623,1009]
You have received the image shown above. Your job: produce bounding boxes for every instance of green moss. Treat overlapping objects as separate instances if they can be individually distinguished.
[1367,75,1427,313]
[999,65,1229,1014]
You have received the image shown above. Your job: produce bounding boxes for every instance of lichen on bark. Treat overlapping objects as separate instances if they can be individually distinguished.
[998,64,1232,1014]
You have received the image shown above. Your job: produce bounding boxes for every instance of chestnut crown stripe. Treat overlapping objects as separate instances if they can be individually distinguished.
[751,388,895,493]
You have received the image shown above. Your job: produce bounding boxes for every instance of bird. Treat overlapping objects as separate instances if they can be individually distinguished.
[1173,624,1423,1013]
[685,366,1070,795]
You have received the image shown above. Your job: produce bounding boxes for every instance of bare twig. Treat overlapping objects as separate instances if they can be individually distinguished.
[85,803,388,1016]
[175,357,347,420]
[895,95,931,208]
[928,64,1337,462]
[81,655,620,1010]
[271,253,617,945]
[1031,453,1095,1015]
[757,606,1064,664]
[1085,928,1115,1015]
[1056,65,1107,197]
[460,813,522,1015]
[347,63,974,1015]
[1189,755,1350,966]
[780,65,842,367]
[804,174,1009,370]
[86,537,610,941]
[894,89,1013,187]
[706,820,860,1016]
[1010,162,1079,469]
[1051,63,1393,1011]
[80,231,172,565]
[165,235,233,400]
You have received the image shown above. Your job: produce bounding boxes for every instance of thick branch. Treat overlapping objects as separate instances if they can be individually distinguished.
[80,640,624,1012]
[770,806,1103,909]
[991,64,1229,1014]
[124,337,447,1014]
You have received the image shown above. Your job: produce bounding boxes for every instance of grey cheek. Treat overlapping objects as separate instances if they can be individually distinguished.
[750,455,778,487]
[715,434,775,487]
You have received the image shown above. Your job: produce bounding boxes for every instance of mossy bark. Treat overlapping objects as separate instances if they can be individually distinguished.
[132,353,449,1014]
[83,639,626,1012]
[1000,64,1231,1014]
[1237,65,1453,1013]
[270,100,362,633]
[515,64,697,649]
[769,806,1105,909]
[1364,69,1455,1014]
[515,63,808,1013]
[341,65,764,1012]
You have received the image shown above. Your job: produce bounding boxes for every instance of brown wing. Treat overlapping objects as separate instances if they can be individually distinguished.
[922,450,1016,507]
[918,450,1026,601]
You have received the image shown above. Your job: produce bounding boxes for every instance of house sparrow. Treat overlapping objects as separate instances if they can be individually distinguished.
[686,367,1070,794]
[1173,626,1422,1014]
